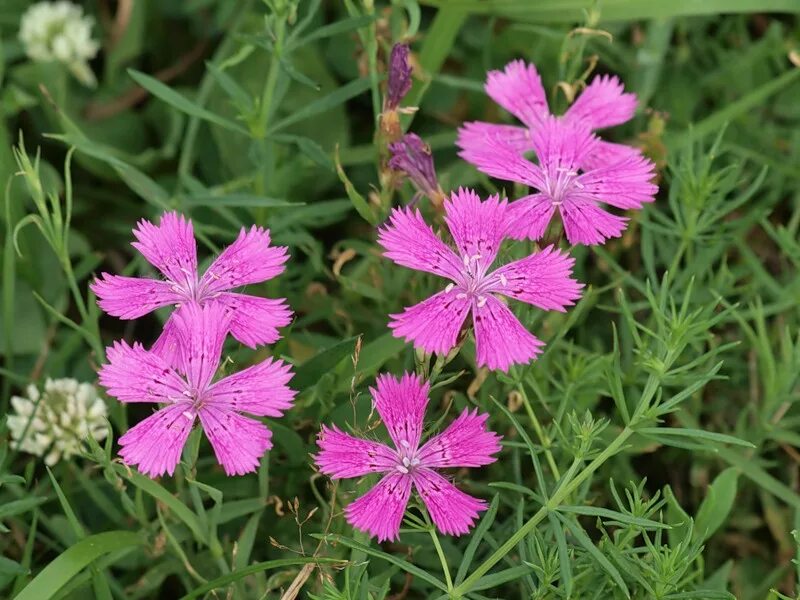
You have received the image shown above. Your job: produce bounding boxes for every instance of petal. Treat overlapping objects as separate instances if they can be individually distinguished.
[370,372,430,451]
[345,472,413,542]
[485,60,549,128]
[99,340,187,404]
[172,302,230,390]
[489,246,583,311]
[378,207,463,280]
[150,312,181,367]
[456,121,535,160]
[208,357,295,417]
[505,193,556,241]
[215,292,293,347]
[198,406,272,476]
[530,115,597,171]
[580,140,644,171]
[199,226,288,294]
[565,74,637,130]
[444,188,507,271]
[559,196,628,245]
[389,290,471,356]
[315,425,397,479]
[91,275,181,319]
[472,295,543,371]
[131,212,197,287]
[577,154,658,210]
[418,409,501,469]
[457,131,544,188]
[118,403,195,478]
[412,468,486,537]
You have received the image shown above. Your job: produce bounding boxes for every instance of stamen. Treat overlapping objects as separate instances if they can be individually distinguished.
[462,254,470,267]
[445,283,455,293]
[477,296,487,308]
[396,464,409,474]
[182,410,194,421]
[456,292,467,299]
[499,274,508,287]
[402,457,411,467]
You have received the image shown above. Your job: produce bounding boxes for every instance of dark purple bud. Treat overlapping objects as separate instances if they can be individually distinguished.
[389,133,440,200]
[385,43,412,110]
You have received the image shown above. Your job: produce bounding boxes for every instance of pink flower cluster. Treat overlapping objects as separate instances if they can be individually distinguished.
[93,53,656,545]
[93,213,296,477]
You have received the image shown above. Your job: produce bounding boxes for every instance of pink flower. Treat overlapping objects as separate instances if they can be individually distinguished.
[315,372,501,541]
[459,116,657,246]
[91,212,292,364]
[99,302,295,477]
[457,59,642,171]
[378,188,583,371]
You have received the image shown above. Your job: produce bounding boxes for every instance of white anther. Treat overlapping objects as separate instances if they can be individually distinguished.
[182,411,194,421]
[477,296,487,308]
[499,274,508,287]
[402,457,412,467]
[396,465,409,474]
[445,283,455,293]
[463,254,470,267]
[456,293,467,300]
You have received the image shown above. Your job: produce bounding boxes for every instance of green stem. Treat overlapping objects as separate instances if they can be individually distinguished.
[253,17,287,139]
[517,380,560,480]
[453,426,634,596]
[429,528,453,592]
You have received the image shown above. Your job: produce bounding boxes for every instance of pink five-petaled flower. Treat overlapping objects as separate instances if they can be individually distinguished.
[459,116,657,246]
[378,187,583,371]
[457,59,642,171]
[315,372,501,542]
[91,212,292,364]
[98,302,295,478]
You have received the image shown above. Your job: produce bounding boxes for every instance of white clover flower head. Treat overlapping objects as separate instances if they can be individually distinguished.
[18,1,100,87]
[7,378,108,466]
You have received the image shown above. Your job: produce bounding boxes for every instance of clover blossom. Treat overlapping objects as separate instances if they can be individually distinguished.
[99,302,295,477]
[7,378,108,466]
[316,372,501,541]
[91,212,292,365]
[379,188,583,371]
[19,1,100,87]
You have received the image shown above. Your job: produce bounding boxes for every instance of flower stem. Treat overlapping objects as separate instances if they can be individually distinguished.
[429,527,453,592]
[452,425,634,596]
[517,380,561,480]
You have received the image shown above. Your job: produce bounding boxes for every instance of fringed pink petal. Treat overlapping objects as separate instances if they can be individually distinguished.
[565,74,637,130]
[444,188,507,271]
[389,290,471,356]
[172,303,231,391]
[529,115,597,171]
[485,60,549,128]
[559,196,628,245]
[412,468,486,536]
[198,406,272,476]
[472,295,543,372]
[418,409,501,469]
[216,292,293,347]
[118,403,195,478]
[378,207,463,281]
[199,226,289,294]
[578,155,658,210]
[345,472,413,542]
[150,312,181,367]
[371,372,429,451]
[457,131,544,188]
[208,357,295,417]
[91,275,181,319]
[489,246,583,311]
[456,121,535,158]
[505,193,556,241]
[315,425,397,479]
[581,140,644,171]
[99,340,187,404]
[131,212,197,287]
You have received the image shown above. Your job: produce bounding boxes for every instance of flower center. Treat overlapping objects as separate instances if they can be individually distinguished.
[395,439,421,474]
[542,166,582,205]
